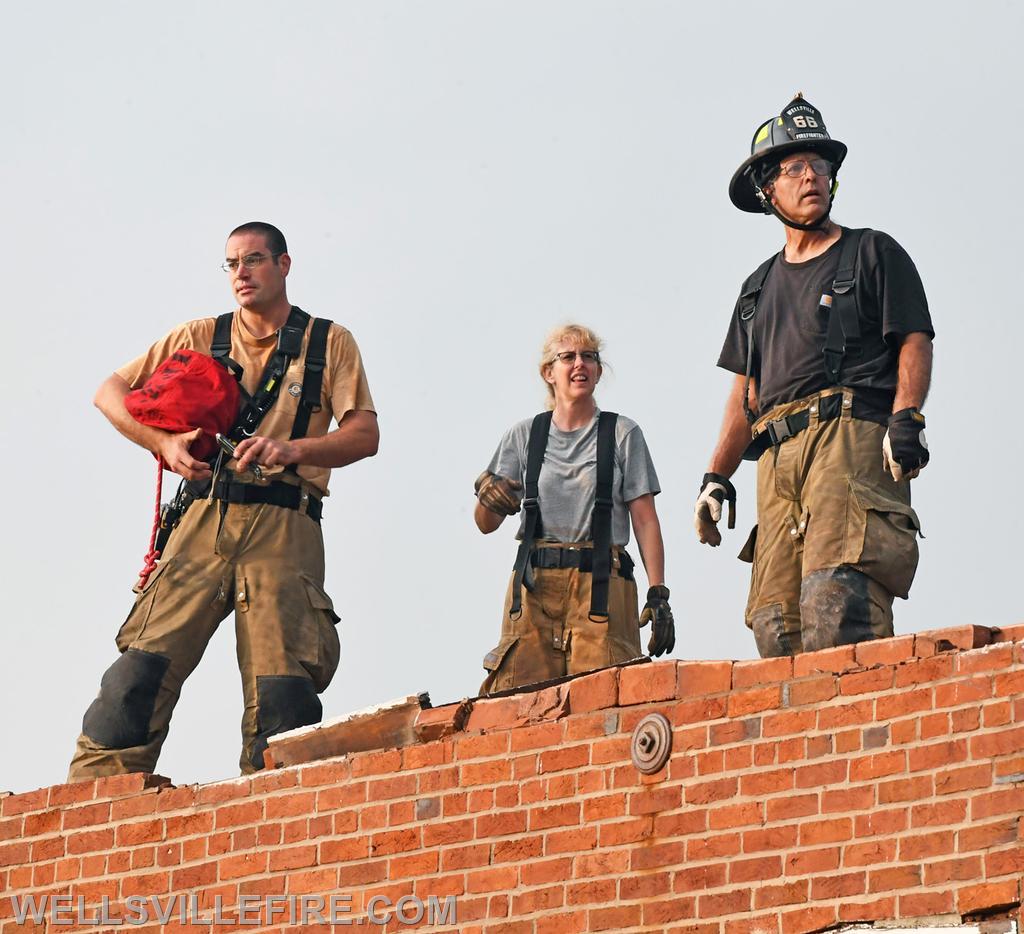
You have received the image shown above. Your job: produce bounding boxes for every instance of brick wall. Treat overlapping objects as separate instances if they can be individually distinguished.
[2,623,1024,933]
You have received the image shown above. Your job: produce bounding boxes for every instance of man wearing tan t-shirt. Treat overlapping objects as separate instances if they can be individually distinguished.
[69,221,378,779]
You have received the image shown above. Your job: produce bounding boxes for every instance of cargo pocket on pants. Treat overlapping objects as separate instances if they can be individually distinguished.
[843,480,922,599]
[116,558,174,652]
[299,574,341,693]
[481,636,519,694]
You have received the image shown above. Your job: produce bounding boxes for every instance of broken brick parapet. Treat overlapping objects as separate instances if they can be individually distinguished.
[1,622,1023,933]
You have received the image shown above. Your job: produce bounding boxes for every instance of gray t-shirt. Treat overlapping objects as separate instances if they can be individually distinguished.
[486,409,660,545]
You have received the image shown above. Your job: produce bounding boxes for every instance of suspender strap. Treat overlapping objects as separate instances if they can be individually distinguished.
[588,411,618,622]
[509,412,553,619]
[739,254,778,424]
[822,228,865,384]
[290,317,332,441]
[230,306,311,440]
[211,312,243,381]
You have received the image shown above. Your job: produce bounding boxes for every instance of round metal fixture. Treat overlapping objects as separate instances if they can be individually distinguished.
[630,712,672,774]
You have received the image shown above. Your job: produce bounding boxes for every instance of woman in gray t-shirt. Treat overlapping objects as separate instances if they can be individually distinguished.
[473,324,674,695]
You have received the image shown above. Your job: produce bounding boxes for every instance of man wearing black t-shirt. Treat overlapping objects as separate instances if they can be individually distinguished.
[695,94,934,658]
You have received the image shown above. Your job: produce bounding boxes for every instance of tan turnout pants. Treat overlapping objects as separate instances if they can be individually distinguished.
[69,493,340,779]
[743,388,922,657]
[479,545,642,695]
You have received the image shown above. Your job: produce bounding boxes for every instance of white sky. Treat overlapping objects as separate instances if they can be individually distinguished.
[2,2,1021,794]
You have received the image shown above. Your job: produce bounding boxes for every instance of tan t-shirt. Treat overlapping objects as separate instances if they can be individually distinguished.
[116,311,375,495]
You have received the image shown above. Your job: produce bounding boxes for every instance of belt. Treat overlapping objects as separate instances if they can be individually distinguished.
[756,393,886,448]
[211,479,322,523]
[530,546,635,580]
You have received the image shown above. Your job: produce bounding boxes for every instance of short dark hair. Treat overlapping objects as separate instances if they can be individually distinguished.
[228,221,288,257]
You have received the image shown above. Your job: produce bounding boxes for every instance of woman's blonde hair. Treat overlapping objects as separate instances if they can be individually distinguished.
[538,323,605,408]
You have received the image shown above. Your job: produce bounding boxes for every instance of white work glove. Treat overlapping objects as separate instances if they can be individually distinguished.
[694,472,737,547]
[882,408,929,482]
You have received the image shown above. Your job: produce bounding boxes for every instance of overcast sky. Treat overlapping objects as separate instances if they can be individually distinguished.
[2,2,1021,794]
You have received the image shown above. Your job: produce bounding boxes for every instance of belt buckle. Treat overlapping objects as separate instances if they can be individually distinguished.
[767,415,793,446]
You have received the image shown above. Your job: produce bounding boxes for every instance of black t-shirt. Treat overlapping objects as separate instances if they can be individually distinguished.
[717,228,934,418]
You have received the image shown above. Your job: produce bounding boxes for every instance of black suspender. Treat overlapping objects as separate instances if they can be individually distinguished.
[738,254,779,425]
[588,411,618,622]
[822,227,865,384]
[290,317,331,441]
[508,410,619,622]
[509,412,552,619]
[210,307,333,443]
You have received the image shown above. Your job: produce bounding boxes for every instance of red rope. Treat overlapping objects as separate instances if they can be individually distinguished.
[135,456,164,590]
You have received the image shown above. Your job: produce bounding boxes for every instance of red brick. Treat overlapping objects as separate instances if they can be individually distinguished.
[677,660,733,697]
[741,767,795,797]
[899,890,954,918]
[767,794,818,821]
[763,709,816,738]
[629,786,682,815]
[672,864,726,895]
[686,777,738,805]
[875,687,932,720]
[811,871,866,899]
[899,829,955,861]
[958,817,1019,851]
[413,701,470,742]
[61,801,111,829]
[753,880,809,909]
[795,759,847,788]
[729,685,782,717]
[699,888,752,916]
[868,864,922,893]
[510,720,564,751]
[781,905,838,934]
[985,845,1024,877]
[589,904,642,931]
[972,785,1024,819]
[567,667,618,713]
[854,635,915,667]
[971,724,1024,758]
[619,661,677,705]
[854,808,909,837]
[957,879,1021,914]
[840,666,894,695]
[529,802,580,830]
[784,846,840,876]
[733,656,793,687]
[566,877,616,905]
[794,645,857,677]
[876,775,933,805]
[687,833,741,861]
[710,802,763,830]
[787,675,837,706]
[925,855,983,884]
[936,763,992,795]
[838,896,897,923]
[539,745,589,773]
[729,855,782,883]
[821,786,875,812]
[916,624,992,653]
[843,838,897,867]
[818,699,874,729]
[850,750,906,781]
[911,798,967,827]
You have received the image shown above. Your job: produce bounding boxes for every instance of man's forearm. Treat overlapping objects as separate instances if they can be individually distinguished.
[707,374,756,478]
[289,410,380,469]
[892,332,933,412]
[94,373,171,455]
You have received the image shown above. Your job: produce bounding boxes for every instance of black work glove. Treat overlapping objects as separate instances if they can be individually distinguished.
[882,408,929,482]
[640,585,675,657]
[474,470,524,516]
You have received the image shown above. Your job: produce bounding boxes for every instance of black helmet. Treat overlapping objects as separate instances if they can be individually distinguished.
[728,93,847,217]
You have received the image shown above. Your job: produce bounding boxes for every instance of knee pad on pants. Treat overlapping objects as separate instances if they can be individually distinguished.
[82,648,170,749]
[251,675,323,770]
[800,566,894,653]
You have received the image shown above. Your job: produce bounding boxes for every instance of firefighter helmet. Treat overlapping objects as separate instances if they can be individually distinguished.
[728,93,847,215]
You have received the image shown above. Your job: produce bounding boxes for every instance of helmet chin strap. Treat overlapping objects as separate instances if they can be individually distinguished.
[768,200,833,231]
[755,168,840,232]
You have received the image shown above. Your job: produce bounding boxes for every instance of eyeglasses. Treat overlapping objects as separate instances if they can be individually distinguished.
[220,252,282,273]
[552,350,600,365]
[777,158,833,179]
